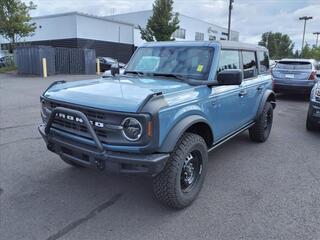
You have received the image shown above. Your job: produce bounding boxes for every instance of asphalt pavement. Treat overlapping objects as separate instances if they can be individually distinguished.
[0,73,319,240]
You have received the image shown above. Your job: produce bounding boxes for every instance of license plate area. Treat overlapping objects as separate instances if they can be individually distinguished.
[285,74,294,79]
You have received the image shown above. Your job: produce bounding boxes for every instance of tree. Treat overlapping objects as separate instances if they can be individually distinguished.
[139,0,179,42]
[259,32,294,59]
[301,44,320,60]
[0,0,36,51]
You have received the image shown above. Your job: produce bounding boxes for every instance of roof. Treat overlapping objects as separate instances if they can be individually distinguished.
[279,58,317,63]
[32,12,135,26]
[142,41,266,51]
[106,10,239,34]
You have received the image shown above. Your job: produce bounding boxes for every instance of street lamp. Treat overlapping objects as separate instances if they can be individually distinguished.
[313,32,320,47]
[299,16,313,54]
[227,0,234,40]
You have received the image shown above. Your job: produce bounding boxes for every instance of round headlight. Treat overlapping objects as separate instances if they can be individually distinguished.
[121,117,143,141]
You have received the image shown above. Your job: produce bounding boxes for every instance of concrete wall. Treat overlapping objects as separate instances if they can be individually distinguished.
[76,14,133,44]
[107,10,240,46]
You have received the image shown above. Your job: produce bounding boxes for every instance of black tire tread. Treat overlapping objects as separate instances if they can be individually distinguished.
[249,102,273,142]
[153,133,207,209]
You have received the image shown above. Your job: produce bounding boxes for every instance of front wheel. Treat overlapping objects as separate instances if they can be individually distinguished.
[249,102,273,142]
[153,133,208,209]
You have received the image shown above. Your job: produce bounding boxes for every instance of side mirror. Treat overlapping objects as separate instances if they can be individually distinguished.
[111,62,120,76]
[217,69,243,85]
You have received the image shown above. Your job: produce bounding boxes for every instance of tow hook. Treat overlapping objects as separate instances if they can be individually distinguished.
[95,159,105,170]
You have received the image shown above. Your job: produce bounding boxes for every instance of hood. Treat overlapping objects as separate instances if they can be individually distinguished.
[44,76,193,112]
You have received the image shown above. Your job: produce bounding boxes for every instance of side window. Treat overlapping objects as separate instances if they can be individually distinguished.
[242,51,257,79]
[217,50,240,73]
[258,51,270,74]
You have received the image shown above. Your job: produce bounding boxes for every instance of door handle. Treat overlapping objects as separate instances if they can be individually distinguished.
[239,90,247,97]
[257,85,263,91]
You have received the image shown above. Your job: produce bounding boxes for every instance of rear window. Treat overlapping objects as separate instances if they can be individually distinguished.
[275,61,312,70]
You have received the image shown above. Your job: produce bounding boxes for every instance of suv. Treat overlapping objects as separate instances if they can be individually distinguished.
[306,81,320,131]
[272,59,319,94]
[39,41,276,209]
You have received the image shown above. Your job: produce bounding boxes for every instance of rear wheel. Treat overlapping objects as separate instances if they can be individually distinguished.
[249,102,273,142]
[153,133,208,209]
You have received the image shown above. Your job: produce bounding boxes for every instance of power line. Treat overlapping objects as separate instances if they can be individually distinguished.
[227,0,234,40]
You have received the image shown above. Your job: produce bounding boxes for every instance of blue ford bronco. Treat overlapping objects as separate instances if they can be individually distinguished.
[39,41,276,209]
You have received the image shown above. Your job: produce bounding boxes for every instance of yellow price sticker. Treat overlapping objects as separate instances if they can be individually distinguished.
[197,64,204,72]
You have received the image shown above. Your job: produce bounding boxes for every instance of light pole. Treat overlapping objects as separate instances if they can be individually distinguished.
[299,16,312,54]
[314,32,320,47]
[227,0,234,40]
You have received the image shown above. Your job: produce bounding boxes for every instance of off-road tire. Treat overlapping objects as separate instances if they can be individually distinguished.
[153,133,208,209]
[249,102,273,142]
[60,156,84,168]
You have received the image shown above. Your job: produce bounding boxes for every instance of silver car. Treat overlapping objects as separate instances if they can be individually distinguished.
[272,58,319,94]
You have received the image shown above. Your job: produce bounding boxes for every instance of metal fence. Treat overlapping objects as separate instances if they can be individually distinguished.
[14,46,96,76]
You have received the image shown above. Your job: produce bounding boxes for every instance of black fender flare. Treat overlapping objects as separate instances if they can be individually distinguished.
[255,90,276,120]
[159,115,213,153]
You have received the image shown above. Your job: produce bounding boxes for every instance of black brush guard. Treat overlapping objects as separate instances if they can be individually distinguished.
[38,107,169,176]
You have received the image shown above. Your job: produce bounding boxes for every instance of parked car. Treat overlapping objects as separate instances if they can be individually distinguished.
[38,41,276,209]
[269,59,279,69]
[306,81,320,131]
[98,57,125,71]
[0,51,6,68]
[272,59,319,94]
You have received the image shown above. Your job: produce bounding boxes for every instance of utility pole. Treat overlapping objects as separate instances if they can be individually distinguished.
[227,0,234,40]
[299,16,312,54]
[314,32,320,47]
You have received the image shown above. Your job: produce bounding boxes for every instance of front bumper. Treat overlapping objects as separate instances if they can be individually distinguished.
[39,107,169,176]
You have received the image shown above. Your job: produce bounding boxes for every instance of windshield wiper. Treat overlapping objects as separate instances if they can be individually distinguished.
[124,70,144,77]
[152,73,188,82]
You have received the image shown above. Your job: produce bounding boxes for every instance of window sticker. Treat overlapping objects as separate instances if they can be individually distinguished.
[135,56,160,72]
[197,64,204,72]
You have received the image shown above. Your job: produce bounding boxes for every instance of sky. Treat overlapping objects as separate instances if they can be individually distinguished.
[24,0,320,50]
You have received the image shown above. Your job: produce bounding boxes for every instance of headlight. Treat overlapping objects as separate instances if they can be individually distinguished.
[315,88,320,97]
[121,117,143,141]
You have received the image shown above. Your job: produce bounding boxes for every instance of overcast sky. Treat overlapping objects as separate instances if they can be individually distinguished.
[25,0,320,50]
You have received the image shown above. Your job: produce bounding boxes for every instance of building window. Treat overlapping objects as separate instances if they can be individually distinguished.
[220,37,226,40]
[172,28,186,39]
[209,35,216,41]
[222,32,228,36]
[195,32,204,41]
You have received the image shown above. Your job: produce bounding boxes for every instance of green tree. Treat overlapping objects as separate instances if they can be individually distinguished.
[139,0,179,41]
[0,0,36,51]
[259,32,294,59]
[301,44,320,60]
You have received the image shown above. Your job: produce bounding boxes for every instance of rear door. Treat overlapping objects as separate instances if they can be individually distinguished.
[241,51,271,122]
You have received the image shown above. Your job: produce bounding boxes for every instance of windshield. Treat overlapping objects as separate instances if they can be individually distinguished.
[275,61,312,70]
[125,46,214,80]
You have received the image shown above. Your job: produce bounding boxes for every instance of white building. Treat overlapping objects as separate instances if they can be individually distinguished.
[0,10,239,63]
[106,10,239,46]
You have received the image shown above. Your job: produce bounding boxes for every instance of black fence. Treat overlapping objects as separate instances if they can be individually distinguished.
[14,46,96,76]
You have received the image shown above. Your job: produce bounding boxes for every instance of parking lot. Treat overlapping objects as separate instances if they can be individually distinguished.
[0,73,319,240]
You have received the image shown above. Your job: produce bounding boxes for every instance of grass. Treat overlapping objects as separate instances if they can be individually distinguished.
[0,65,17,73]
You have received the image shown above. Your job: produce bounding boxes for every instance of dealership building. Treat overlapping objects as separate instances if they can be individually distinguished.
[0,11,239,63]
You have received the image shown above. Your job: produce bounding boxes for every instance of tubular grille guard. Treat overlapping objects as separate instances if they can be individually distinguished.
[45,107,105,153]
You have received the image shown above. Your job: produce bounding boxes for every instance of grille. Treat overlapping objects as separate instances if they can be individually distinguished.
[47,101,110,143]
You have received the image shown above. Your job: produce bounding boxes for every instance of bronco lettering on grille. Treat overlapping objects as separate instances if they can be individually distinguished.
[56,113,104,128]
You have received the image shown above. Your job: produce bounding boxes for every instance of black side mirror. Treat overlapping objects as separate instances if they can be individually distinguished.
[111,62,120,76]
[217,69,243,85]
